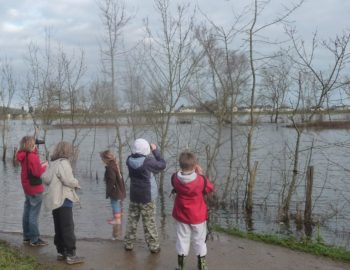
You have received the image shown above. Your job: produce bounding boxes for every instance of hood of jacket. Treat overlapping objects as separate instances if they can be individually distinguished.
[176,171,197,184]
[16,148,39,162]
[127,154,146,170]
[16,151,26,162]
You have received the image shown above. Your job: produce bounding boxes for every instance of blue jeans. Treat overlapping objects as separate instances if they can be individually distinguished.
[22,193,43,243]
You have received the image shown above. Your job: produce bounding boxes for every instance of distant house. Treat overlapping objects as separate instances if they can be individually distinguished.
[262,105,273,112]
[238,106,251,112]
[176,105,196,113]
[331,105,350,111]
[310,106,325,111]
[279,105,293,112]
[179,108,196,113]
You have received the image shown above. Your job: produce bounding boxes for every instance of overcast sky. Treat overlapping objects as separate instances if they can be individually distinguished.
[1,0,350,102]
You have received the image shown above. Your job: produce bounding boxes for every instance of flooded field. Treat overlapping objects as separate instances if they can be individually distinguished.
[1,115,350,249]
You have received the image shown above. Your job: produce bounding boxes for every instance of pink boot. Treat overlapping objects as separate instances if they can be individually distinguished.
[107,213,121,225]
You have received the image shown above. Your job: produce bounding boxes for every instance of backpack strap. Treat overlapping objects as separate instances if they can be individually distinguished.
[25,152,30,176]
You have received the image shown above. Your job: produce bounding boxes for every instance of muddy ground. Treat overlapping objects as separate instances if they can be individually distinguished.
[1,231,349,270]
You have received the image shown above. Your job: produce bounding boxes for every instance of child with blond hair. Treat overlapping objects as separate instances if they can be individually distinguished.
[100,150,126,238]
[16,135,48,247]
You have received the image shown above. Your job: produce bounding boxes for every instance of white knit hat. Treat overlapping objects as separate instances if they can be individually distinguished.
[132,138,151,156]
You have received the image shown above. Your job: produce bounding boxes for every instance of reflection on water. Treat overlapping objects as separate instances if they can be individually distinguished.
[1,118,350,249]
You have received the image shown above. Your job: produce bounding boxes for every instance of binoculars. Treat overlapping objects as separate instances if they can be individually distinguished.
[35,139,45,145]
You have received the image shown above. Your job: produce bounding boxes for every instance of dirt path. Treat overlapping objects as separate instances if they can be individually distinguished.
[1,232,349,270]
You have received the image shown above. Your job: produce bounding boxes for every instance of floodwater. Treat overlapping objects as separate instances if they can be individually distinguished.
[1,115,350,249]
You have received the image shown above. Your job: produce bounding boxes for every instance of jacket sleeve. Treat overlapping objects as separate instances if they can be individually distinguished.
[145,149,166,173]
[105,166,116,197]
[57,159,80,188]
[41,168,51,185]
[29,152,46,177]
[204,176,214,194]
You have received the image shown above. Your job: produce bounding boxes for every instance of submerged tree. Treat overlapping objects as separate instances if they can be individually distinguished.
[142,0,200,192]
[261,50,293,123]
[0,59,16,161]
[98,0,131,174]
[244,0,304,213]
[287,29,350,120]
[194,23,249,203]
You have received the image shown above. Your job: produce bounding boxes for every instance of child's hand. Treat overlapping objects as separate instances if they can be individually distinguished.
[41,160,48,168]
[150,143,157,151]
[195,164,203,175]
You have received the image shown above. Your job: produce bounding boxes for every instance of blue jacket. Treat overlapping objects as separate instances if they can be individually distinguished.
[126,149,166,203]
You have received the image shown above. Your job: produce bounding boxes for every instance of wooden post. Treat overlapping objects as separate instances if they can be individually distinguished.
[12,147,17,165]
[304,166,313,225]
[2,145,7,162]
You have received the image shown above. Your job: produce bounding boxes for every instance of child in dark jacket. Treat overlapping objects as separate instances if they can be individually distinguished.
[171,151,214,270]
[100,150,126,239]
[124,138,166,253]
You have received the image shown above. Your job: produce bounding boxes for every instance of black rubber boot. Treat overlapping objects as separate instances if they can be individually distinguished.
[197,255,208,270]
[175,254,185,270]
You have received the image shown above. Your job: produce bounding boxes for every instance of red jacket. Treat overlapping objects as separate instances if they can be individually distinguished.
[172,172,214,225]
[16,148,46,195]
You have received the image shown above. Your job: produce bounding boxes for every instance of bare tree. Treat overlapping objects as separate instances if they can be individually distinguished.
[98,0,131,174]
[261,50,293,123]
[193,23,249,203]
[280,72,304,221]
[60,48,87,148]
[22,39,53,159]
[0,59,16,161]
[244,0,304,213]
[287,29,350,120]
[22,31,89,162]
[142,0,200,191]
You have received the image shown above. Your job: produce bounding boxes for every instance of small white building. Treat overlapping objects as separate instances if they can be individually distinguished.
[178,107,196,113]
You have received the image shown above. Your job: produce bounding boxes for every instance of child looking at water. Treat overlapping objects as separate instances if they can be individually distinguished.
[16,135,48,247]
[42,141,84,265]
[100,150,126,239]
[124,138,166,253]
[171,151,214,270]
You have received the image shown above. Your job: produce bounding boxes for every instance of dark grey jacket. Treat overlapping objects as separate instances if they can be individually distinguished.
[126,149,166,203]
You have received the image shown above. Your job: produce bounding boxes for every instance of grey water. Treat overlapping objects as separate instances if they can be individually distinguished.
[1,116,350,249]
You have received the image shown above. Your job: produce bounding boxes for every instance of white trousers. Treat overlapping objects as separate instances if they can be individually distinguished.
[175,221,207,256]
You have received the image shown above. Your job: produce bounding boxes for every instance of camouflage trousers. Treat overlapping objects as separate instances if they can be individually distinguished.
[124,201,159,251]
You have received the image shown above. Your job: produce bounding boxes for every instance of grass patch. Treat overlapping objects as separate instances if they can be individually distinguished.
[0,240,58,270]
[213,226,350,262]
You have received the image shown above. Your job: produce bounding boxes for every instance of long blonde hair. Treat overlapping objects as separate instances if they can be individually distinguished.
[100,150,116,164]
[19,136,35,152]
[51,141,74,161]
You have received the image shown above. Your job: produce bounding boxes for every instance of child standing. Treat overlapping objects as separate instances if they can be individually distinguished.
[16,136,48,246]
[100,150,126,239]
[124,138,166,253]
[41,141,84,265]
[171,151,214,270]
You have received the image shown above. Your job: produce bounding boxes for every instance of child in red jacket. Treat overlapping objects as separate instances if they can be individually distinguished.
[16,136,48,246]
[171,151,214,270]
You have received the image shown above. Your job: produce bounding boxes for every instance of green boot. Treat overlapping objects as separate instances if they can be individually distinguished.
[175,254,185,270]
[197,255,208,270]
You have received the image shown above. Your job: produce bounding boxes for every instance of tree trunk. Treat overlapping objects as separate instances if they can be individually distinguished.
[304,166,313,225]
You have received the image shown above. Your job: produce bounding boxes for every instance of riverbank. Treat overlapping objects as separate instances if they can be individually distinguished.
[1,231,349,270]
